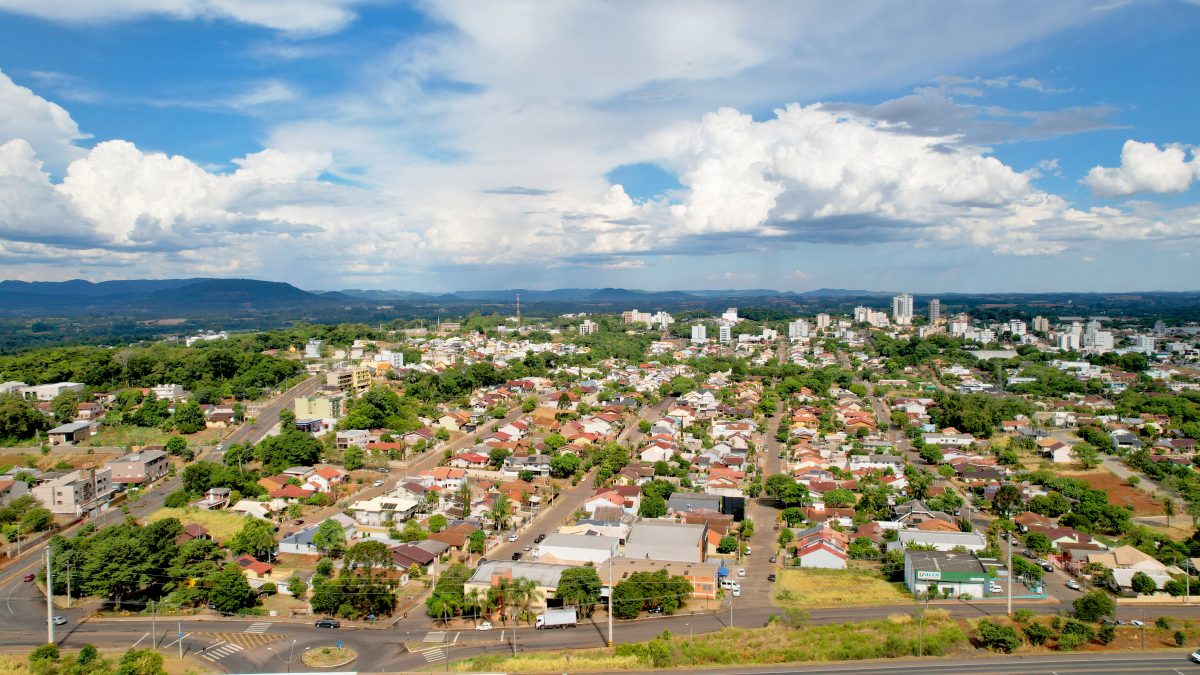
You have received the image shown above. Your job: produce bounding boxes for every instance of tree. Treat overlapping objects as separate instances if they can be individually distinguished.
[312,520,347,557]
[778,528,794,550]
[489,447,510,469]
[544,433,568,451]
[489,493,511,531]
[1098,624,1116,645]
[209,564,257,614]
[779,507,806,526]
[717,536,738,553]
[1024,532,1052,555]
[557,567,602,616]
[992,484,1023,516]
[164,435,189,458]
[1130,571,1158,596]
[550,452,580,478]
[343,446,364,471]
[345,540,394,571]
[977,620,1020,653]
[848,537,877,559]
[170,401,206,434]
[51,389,80,422]
[0,394,50,441]
[1073,590,1116,621]
[228,518,277,559]
[287,576,308,598]
[427,514,448,533]
[468,529,486,555]
[823,488,856,508]
[1071,442,1100,469]
[1163,496,1177,527]
[639,493,667,518]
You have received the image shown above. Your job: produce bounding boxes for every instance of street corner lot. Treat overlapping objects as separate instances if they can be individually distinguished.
[772,567,909,608]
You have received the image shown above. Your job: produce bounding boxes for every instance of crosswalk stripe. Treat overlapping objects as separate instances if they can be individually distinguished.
[202,642,245,661]
[422,648,445,662]
[244,622,272,633]
[423,631,446,643]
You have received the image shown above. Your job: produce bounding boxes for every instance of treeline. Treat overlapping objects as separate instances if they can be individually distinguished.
[929,392,1034,437]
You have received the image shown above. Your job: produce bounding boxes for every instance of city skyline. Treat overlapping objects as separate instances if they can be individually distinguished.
[0,2,1198,292]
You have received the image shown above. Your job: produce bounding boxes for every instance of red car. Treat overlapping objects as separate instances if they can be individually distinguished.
[23,573,35,582]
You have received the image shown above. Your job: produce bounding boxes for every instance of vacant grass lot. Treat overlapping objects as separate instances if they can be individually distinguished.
[148,507,251,542]
[453,614,967,672]
[773,568,910,608]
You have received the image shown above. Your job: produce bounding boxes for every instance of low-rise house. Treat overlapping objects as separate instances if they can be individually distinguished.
[449,452,491,469]
[502,454,552,478]
[349,495,419,530]
[464,561,573,610]
[1109,568,1174,596]
[922,428,976,447]
[196,487,231,510]
[306,466,348,493]
[279,525,321,556]
[0,478,30,506]
[235,555,274,580]
[47,421,93,446]
[793,538,848,569]
[667,492,722,516]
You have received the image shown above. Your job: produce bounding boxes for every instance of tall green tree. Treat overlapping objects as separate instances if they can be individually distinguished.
[312,520,347,557]
[556,567,602,617]
[227,518,277,559]
[208,564,257,614]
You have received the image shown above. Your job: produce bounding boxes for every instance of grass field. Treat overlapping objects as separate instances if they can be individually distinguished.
[148,507,251,542]
[83,425,222,449]
[773,568,910,608]
[452,613,967,672]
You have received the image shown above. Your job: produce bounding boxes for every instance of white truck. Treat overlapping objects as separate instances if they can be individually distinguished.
[535,608,577,629]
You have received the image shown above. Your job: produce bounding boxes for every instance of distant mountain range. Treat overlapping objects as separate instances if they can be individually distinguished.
[1,278,1197,326]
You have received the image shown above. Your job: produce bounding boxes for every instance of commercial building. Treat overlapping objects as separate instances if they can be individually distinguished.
[20,382,85,402]
[888,530,987,553]
[903,550,989,597]
[294,393,345,421]
[32,468,114,517]
[536,533,619,564]
[625,521,707,563]
[107,449,169,486]
[326,367,371,394]
[599,558,722,599]
[47,421,93,446]
[464,561,573,610]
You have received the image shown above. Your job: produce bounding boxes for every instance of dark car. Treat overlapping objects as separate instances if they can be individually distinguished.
[768,573,777,582]
[768,556,777,564]
[23,573,35,582]
[1022,549,1036,558]
[315,618,341,628]
[534,534,546,543]
[1041,561,1054,572]
[511,552,523,561]
[293,519,304,525]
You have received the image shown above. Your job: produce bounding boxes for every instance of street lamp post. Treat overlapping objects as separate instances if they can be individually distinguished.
[1140,609,1146,651]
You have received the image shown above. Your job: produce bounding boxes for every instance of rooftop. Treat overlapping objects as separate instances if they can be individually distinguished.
[468,560,573,588]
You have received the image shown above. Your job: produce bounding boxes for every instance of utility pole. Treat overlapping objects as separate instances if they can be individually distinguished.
[45,546,54,644]
[729,591,734,627]
[607,564,614,647]
[178,621,183,661]
[151,600,157,648]
[66,563,71,608]
[1006,534,1012,617]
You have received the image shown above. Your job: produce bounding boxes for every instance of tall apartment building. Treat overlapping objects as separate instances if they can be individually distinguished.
[295,393,345,421]
[579,319,599,335]
[928,299,940,324]
[304,339,323,359]
[690,324,707,344]
[326,367,371,394]
[788,319,810,340]
[892,293,914,325]
[1007,320,1026,336]
[815,313,831,330]
[1132,335,1156,355]
[1032,316,1050,333]
[621,309,653,325]
[718,324,732,344]
[721,308,739,323]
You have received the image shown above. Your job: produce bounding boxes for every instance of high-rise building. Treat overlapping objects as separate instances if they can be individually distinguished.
[579,319,599,335]
[1007,320,1026,336]
[788,319,810,340]
[892,293,914,325]
[928,299,940,325]
[1132,335,1156,355]
[718,324,732,343]
[1032,316,1050,333]
[690,324,707,344]
[815,313,831,329]
[722,308,739,323]
[621,309,653,324]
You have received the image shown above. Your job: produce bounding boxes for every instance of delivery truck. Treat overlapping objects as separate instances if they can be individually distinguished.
[535,608,577,629]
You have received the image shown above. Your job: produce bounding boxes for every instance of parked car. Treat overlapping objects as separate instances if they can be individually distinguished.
[508,533,519,542]
[1022,549,1037,559]
[315,618,341,628]
[23,573,34,582]
[53,616,66,626]
[732,588,741,597]
[988,582,1002,594]
[293,519,304,525]
[737,568,746,577]
[1041,561,1054,572]
[523,544,531,551]
[1065,580,1082,590]
[1190,649,1200,663]
[767,573,776,583]
[768,556,777,564]
[511,552,523,561]
[1130,619,1144,627]
[475,621,492,631]
[648,606,663,614]
[534,534,546,543]
[372,480,384,487]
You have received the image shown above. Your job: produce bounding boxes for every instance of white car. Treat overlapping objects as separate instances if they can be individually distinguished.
[732,588,741,597]
[508,533,519,542]
[1190,650,1200,663]
[372,480,384,487]
[53,616,66,626]
[988,582,1002,593]
[475,621,492,631]
[1130,619,1144,627]
[737,568,746,577]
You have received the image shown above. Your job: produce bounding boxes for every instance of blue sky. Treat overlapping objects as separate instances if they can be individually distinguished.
[0,1,1198,292]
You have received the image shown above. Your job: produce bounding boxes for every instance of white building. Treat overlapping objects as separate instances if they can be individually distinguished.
[535,533,619,564]
[892,293,914,325]
[20,382,85,402]
[649,311,675,328]
[579,320,599,335]
[375,350,405,368]
[718,324,732,344]
[1131,335,1156,355]
[929,299,941,325]
[721,307,739,323]
[1032,316,1050,333]
[1057,333,1080,351]
[788,319,810,340]
[304,339,323,359]
[690,324,707,343]
[1007,320,1026,336]
[151,384,185,401]
[622,309,653,325]
[815,313,831,330]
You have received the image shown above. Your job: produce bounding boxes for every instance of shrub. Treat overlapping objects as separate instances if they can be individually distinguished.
[1098,624,1115,645]
[260,582,277,596]
[1130,571,1158,596]
[1061,620,1096,641]
[1050,616,1062,630]
[1155,616,1172,630]
[1176,630,1186,647]
[1023,622,1053,646]
[1057,632,1086,651]
[1013,609,1034,624]
[1164,579,1188,596]
[977,620,1021,653]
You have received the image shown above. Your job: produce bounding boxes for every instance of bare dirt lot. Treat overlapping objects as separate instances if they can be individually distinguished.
[1060,469,1162,516]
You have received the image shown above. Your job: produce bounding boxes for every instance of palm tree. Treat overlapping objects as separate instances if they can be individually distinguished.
[489,493,511,532]
[428,597,453,627]
[464,588,486,623]
[512,578,542,625]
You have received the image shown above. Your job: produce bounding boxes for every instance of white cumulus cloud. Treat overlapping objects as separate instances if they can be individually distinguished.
[0,69,88,172]
[1084,140,1200,197]
[0,0,364,34]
